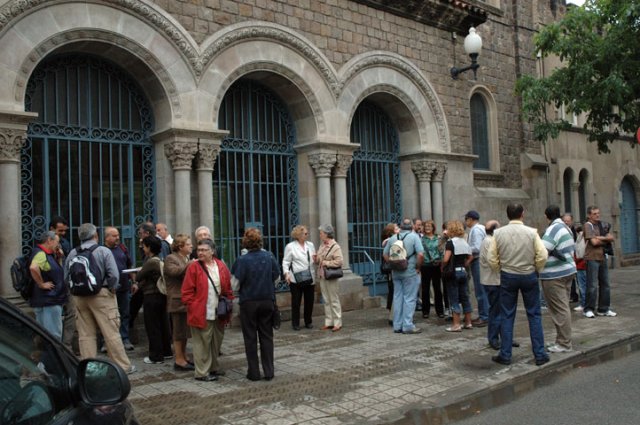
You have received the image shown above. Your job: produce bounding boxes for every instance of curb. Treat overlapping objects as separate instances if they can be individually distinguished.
[388,333,640,425]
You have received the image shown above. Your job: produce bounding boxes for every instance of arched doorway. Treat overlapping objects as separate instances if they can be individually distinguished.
[347,101,402,294]
[214,80,298,280]
[22,54,155,260]
[619,177,639,254]
[563,168,573,214]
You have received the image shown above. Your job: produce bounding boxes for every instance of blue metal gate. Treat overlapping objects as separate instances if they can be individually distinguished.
[214,81,298,290]
[620,178,639,254]
[347,101,402,294]
[22,55,155,261]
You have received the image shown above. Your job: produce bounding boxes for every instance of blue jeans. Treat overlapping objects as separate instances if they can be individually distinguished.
[446,270,472,314]
[34,305,64,340]
[484,285,502,347]
[498,272,547,362]
[576,269,587,308]
[116,290,131,342]
[470,259,489,320]
[585,259,610,313]
[392,274,421,332]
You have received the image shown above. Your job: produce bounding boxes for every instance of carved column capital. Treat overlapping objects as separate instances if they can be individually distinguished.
[308,153,336,178]
[0,129,26,163]
[432,161,448,182]
[165,141,198,170]
[196,143,221,171]
[333,154,353,178]
[0,111,36,164]
[411,160,436,182]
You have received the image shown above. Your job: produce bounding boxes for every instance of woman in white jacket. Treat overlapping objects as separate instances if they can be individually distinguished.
[282,225,316,330]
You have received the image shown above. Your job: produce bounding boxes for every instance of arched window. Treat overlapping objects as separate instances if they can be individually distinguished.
[22,54,155,260]
[578,169,588,222]
[563,168,574,214]
[214,80,298,277]
[470,93,489,170]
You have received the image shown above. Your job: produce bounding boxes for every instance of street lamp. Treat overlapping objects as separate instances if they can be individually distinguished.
[450,27,483,80]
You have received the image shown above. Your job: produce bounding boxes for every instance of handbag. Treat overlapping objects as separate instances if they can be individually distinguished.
[155,258,167,295]
[291,246,314,285]
[272,302,281,330]
[199,261,233,319]
[441,259,455,280]
[323,266,343,280]
[321,243,343,280]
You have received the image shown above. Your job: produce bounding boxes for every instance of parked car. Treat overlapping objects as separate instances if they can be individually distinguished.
[0,296,139,424]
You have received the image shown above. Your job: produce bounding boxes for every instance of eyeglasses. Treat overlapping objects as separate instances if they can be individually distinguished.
[196,248,212,252]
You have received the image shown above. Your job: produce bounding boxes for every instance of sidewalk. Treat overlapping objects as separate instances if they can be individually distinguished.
[127,266,640,425]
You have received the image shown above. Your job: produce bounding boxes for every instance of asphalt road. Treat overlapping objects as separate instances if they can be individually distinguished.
[453,350,640,425]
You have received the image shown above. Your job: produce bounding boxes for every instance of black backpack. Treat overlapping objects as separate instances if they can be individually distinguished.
[68,245,103,296]
[11,248,34,300]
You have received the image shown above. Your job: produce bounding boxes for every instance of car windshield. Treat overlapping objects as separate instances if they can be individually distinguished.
[0,305,73,424]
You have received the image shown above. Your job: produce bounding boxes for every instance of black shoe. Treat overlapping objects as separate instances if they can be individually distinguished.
[263,376,274,381]
[305,324,313,329]
[393,329,403,334]
[195,374,218,382]
[491,355,511,365]
[535,356,550,366]
[388,320,393,327]
[174,363,195,371]
[292,325,301,331]
[246,374,261,381]
[422,314,429,319]
[210,370,226,377]
[437,313,445,319]
[512,341,520,348]
[489,342,500,350]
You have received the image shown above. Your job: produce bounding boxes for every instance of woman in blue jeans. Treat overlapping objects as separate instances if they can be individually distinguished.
[441,220,473,332]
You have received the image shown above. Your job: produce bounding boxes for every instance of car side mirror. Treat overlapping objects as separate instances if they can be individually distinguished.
[78,359,131,405]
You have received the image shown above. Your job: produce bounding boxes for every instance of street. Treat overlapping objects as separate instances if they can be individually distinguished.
[453,350,640,425]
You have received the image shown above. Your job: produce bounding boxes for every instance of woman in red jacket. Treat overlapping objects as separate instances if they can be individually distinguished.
[181,238,233,381]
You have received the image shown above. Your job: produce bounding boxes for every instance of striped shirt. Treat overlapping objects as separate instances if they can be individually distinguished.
[540,218,577,280]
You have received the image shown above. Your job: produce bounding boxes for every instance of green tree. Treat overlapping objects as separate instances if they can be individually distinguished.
[516,0,640,153]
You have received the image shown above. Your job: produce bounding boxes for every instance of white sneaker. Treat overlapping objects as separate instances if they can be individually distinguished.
[127,365,137,374]
[547,344,572,353]
[143,357,164,364]
[597,310,617,317]
[584,310,596,318]
[573,305,584,312]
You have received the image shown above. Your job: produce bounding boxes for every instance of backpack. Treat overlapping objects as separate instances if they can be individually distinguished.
[388,233,414,271]
[11,249,34,300]
[68,245,103,296]
[575,232,586,260]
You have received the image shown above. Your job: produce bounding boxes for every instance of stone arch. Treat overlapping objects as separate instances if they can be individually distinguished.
[0,1,197,124]
[198,22,340,144]
[563,166,574,213]
[338,51,449,153]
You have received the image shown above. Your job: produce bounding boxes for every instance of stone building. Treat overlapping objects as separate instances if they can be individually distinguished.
[0,0,638,302]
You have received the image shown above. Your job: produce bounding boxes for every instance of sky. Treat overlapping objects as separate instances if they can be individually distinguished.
[566,0,585,5]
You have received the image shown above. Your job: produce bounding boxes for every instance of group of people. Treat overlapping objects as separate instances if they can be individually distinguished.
[381,203,618,366]
[26,218,346,382]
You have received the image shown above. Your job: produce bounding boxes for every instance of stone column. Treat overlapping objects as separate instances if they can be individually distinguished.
[333,153,354,269]
[411,160,436,219]
[165,141,198,236]
[0,111,37,297]
[570,181,581,218]
[431,162,447,228]
[196,142,221,235]
[308,153,336,230]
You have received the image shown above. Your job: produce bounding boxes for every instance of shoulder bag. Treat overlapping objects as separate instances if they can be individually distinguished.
[322,244,344,280]
[199,261,233,319]
[291,243,314,285]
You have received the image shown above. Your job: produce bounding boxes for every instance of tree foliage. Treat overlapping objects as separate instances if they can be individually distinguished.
[516,0,640,153]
